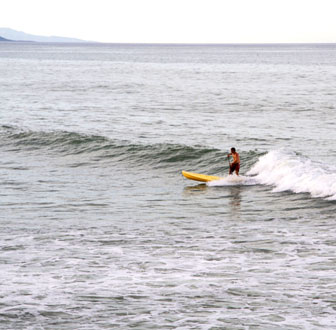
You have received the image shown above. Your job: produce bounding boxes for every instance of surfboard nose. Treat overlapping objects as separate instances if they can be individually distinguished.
[182,171,221,182]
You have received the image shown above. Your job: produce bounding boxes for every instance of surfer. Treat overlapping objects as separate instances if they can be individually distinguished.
[227,147,240,175]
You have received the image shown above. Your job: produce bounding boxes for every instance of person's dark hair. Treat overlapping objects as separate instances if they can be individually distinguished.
[231,147,236,152]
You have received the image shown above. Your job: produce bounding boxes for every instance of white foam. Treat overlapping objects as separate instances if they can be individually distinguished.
[207,174,256,187]
[247,150,336,200]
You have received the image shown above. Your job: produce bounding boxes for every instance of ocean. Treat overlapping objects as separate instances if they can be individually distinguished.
[0,42,336,329]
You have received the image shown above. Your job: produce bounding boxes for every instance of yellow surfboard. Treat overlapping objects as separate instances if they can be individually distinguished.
[181,170,222,182]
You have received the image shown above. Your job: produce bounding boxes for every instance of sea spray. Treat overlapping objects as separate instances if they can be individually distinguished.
[207,175,257,186]
[247,150,336,200]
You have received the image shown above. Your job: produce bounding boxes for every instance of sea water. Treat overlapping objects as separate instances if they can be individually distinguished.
[0,43,336,329]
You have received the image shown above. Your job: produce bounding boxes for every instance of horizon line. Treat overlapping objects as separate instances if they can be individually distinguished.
[2,40,336,45]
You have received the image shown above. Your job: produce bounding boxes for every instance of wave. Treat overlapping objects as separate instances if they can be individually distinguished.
[4,127,334,200]
[0,126,260,171]
[190,149,336,201]
[247,150,336,201]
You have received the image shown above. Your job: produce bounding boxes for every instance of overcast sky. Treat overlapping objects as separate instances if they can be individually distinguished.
[1,0,336,43]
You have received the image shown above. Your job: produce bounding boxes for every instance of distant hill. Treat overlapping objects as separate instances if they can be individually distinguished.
[0,28,92,43]
[0,35,12,42]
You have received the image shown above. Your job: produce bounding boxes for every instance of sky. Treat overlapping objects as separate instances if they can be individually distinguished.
[1,0,336,43]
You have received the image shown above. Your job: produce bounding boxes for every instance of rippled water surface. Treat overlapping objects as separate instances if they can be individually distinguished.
[1,43,336,329]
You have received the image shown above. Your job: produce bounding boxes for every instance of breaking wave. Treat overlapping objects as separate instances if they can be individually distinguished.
[3,127,335,200]
[191,149,336,201]
[247,150,336,200]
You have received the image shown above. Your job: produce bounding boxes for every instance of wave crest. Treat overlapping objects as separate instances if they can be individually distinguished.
[248,150,336,200]
[2,126,252,171]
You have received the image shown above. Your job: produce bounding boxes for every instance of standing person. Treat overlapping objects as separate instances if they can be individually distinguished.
[227,147,240,175]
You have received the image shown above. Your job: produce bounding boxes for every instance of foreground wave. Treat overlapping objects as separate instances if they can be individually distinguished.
[2,126,335,200]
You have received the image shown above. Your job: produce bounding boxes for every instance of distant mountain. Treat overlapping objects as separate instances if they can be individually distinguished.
[0,28,92,43]
[0,35,12,42]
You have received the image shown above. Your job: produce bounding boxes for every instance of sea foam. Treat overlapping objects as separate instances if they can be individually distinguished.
[207,174,256,187]
[247,150,336,200]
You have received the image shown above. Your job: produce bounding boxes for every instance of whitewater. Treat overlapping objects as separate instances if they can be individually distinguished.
[208,150,336,201]
[1,43,336,329]
[248,150,336,201]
